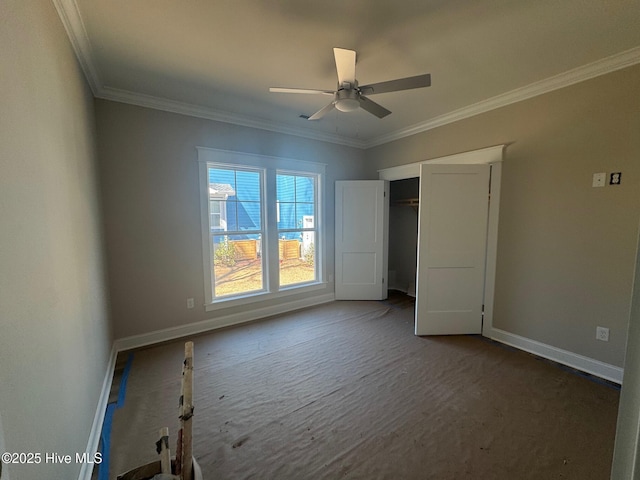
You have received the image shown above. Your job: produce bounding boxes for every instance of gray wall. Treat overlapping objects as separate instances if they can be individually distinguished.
[366,65,640,367]
[94,100,370,339]
[0,2,112,479]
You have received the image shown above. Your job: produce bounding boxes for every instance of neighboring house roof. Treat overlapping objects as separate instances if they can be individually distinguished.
[209,183,235,197]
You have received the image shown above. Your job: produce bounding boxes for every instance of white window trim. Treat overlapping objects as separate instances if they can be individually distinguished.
[197,148,327,311]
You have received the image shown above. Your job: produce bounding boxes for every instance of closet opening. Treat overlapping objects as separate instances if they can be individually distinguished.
[388,177,419,308]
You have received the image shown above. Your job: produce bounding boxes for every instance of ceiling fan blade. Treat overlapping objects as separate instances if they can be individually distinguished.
[270,87,335,95]
[359,74,431,95]
[333,48,356,87]
[358,96,391,118]
[308,102,336,120]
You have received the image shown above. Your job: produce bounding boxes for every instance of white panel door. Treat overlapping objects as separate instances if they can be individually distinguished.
[415,164,490,335]
[335,180,388,300]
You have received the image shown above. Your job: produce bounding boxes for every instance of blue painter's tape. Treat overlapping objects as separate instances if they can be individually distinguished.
[98,403,116,480]
[98,352,134,480]
[116,353,134,408]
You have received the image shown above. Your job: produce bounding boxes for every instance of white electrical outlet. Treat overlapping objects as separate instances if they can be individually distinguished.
[596,326,609,342]
[187,298,195,309]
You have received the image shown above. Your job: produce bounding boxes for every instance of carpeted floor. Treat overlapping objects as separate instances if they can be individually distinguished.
[108,300,620,479]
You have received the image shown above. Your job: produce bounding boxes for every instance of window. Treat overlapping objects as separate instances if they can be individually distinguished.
[198,149,325,309]
[207,166,265,299]
[276,173,317,286]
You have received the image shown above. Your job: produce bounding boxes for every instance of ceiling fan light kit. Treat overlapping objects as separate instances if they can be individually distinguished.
[270,47,431,120]
[335,88,360,112]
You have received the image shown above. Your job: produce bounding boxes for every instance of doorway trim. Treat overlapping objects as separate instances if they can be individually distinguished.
[378,145,504,337]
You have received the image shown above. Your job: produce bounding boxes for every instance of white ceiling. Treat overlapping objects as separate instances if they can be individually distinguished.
[55,0,640,148]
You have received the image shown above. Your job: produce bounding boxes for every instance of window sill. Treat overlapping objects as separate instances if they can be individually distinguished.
[204,282,329,312]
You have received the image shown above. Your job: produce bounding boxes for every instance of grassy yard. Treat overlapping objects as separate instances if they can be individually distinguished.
[214,258,315,297]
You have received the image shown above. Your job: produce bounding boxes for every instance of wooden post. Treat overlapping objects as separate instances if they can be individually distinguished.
[156,427,171,474]
[175,429,183,476]
[180,341,194,480]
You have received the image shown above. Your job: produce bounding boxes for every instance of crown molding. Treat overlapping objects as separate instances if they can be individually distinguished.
[88,45,640,150]
[51,0,102,95]
[365,46,640,148]
[52,0,639,150]
[98,86,368,149]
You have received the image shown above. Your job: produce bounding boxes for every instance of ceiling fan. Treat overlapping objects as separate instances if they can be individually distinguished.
[270,48,431,120]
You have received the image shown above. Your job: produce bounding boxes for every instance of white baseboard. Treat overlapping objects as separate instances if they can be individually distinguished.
[388,285,408,293]
[78,344,118,480]
[486,327,623,384]
[114,293,336,352]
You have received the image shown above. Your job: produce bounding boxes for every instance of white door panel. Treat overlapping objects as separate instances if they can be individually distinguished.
[335,181,388,300]
[415,164,490,335]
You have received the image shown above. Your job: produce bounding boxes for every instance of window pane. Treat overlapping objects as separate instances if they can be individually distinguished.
[296,203,314,227]
[279,231,299,241]
[209,168,264,235]
[279,231,316,287]
[295,176,314,201]
[277,202,296,229]
[210,200,223,230]
[209,168,237,199]
[237,201,261,230]
[277,172,317,288]
[212,233,263,297]
[208,164,265,300]
[235,170,261,201]
[276,174,295,202]
[225,202,238,231]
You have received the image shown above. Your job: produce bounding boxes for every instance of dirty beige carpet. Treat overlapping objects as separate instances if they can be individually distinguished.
[109,300,619,480]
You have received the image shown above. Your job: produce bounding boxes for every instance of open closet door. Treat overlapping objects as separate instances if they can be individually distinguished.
[415,164,490,335]
[335,180,389,300]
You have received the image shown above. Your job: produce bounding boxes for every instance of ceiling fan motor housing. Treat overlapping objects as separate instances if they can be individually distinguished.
[335,87,359,112]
